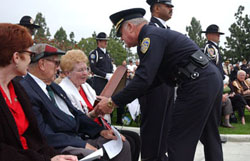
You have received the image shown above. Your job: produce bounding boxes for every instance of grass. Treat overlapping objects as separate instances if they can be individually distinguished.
[219,110,250,134]
[112,108,250,134]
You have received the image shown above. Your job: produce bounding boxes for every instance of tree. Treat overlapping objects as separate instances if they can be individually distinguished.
[54,27,67,42]
[223,5,250,63]
[69,31,76,43]
[34,12,49,39]
[77,37,97,56]
[186,17,206,48]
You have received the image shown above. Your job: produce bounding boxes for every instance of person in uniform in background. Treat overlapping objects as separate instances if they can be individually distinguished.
[96,8,224,161]
[133,0,175,160]
[88,32,116,124]
[88,32,113,95]
[19,15,40,35]
[202,24,224,78]
[147,0,173,29]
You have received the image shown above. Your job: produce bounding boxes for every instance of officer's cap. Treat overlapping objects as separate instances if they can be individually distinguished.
[96,32,109,41]
[110,8,146,37]
[201,24,224,35]
[30,43,65,63]
[19,16,40,29]
[146,0,174,7]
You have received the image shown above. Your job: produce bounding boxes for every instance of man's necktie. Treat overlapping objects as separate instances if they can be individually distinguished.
[46,85,57,107]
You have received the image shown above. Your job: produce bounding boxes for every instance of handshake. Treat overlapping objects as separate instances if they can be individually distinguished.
[89,96,116,118]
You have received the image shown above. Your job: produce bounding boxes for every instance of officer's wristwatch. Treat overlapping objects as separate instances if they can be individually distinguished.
[107,98,115,110]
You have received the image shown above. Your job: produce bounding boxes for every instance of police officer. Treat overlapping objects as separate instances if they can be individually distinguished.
[96,8,224,161]
[134,1,175,160]
[147,0,174,29]
[202,24,224,78]
[88,32,113,95]
[19,15,40,35]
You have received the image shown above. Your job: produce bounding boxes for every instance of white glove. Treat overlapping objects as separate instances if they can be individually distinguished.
[105,73,113,81]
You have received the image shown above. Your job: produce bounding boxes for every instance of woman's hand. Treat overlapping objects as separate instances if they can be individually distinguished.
[51,155,78,161]
[85,143,97,151]
[100,129,117,140]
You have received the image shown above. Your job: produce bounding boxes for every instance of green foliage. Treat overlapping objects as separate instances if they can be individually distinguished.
[33,12,135,65]
[54,27,67,42]
[186,17,206,48]
[77,37,97,56]
[34,12,50,39]
[223,5,250,63]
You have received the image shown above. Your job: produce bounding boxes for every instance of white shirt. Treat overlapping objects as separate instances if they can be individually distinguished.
[29,73,74,118]
[100,48,106,54]
[154,17,167,27]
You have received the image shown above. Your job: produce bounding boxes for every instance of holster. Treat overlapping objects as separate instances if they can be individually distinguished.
[178,50,209,80]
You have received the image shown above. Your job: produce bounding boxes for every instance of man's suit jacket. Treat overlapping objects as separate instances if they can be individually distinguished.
[19,74,104,150]
[0,78,56,161]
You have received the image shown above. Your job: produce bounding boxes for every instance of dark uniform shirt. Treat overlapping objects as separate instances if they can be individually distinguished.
[112,24,200,107]
[89,47,113,78]
[204,40,224,77]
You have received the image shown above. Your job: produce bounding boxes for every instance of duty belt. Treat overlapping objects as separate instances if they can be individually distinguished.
[177,50,209,81]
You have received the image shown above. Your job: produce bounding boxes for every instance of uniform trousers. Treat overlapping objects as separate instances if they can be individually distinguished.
[167,63,223,161]
[139,84,175,161]
[93,77,108,95]
[120,130,141,161]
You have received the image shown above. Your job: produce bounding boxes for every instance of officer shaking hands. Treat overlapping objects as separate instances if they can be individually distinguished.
[96,8,224,161]
[88,32,113,95]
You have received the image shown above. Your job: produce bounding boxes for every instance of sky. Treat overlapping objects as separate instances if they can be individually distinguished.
[0,0,249,48]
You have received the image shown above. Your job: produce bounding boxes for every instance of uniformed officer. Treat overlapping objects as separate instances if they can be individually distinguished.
[95,8,224,161]
[147,0,174,29]
[19,15,40,35]
[202,24,225,78]
[88,32,113,95]
[134,1,175,160]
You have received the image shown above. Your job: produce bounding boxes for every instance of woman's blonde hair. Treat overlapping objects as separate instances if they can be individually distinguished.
[60,49,88,72]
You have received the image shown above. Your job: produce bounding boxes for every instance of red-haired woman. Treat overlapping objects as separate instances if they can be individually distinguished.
[0,23,77,161]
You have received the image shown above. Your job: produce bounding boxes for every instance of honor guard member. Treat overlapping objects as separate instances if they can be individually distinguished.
[95,8,224,161]
[147,0,174,29]
[88,32,113,95]
[19,15,40,35]
[202,24,225,78]
[133,1,175,160]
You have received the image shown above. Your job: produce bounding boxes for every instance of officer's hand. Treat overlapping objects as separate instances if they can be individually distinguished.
[100,129,117,140]
[51,155,78,161]
[105,73,113,81]
[95,96,114,115]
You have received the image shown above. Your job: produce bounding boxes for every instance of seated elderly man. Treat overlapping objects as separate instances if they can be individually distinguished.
[19,43,131,161]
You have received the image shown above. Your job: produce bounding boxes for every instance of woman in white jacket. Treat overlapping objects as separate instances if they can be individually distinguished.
[58,49,140,161]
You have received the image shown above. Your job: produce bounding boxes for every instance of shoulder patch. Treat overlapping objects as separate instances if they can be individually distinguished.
[207,48,215,58]
[140,37,150,54]
[90,54,96,59]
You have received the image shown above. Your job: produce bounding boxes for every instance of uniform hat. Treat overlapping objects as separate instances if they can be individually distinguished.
[201,24,224,35]
[30,43,65,63]
[146,0,174,7]
[19,16,40,29]
[96,32,109,40]
[109,8,146,37]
